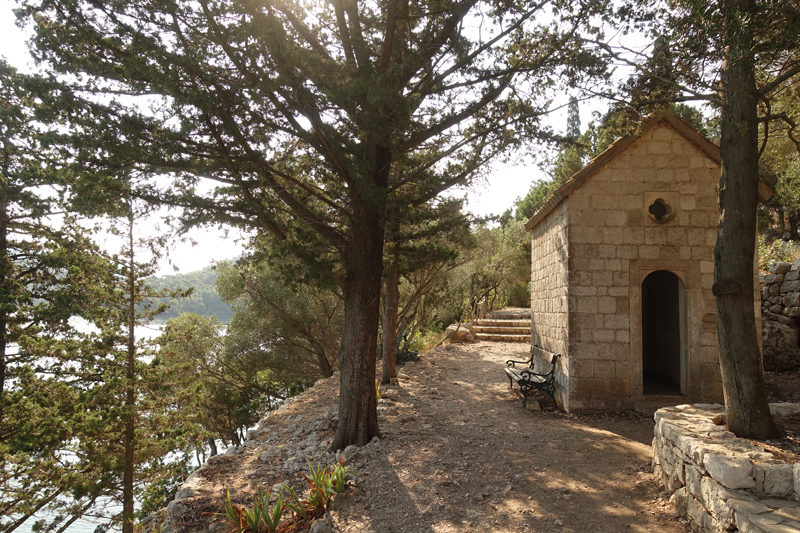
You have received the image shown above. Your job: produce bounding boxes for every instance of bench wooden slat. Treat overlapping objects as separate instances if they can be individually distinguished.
[504,368,546,383]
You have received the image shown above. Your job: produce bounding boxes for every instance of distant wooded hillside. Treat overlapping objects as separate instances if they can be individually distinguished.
[147,265,232,322]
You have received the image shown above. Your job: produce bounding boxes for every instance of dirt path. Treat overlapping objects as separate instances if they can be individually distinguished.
[176,342,690,533]
[329,342,689,533]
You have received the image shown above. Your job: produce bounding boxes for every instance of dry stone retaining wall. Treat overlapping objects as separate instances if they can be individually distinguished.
[653,404,800,533]
[760,260,800,371]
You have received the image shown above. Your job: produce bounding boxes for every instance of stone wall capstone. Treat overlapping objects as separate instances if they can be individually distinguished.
[653,404,800,533]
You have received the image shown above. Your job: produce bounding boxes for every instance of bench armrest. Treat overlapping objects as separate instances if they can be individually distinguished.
[519,368,548,380]
[506,356,533,368]
[507,345,539,368]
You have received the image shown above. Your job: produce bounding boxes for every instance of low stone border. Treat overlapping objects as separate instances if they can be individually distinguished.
[653,403,800,533]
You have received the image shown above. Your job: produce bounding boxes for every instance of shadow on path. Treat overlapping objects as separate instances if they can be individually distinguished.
[332,342,689,533]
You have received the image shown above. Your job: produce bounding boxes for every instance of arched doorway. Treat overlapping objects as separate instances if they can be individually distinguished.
[642,270,685,395]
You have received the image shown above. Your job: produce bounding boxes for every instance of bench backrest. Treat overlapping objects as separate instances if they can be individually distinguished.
[531,344,561,376]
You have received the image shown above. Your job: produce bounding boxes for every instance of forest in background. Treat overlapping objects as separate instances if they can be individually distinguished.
[147,266,233,323]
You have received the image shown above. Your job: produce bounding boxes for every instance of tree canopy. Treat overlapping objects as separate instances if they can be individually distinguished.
[18,0,612,448]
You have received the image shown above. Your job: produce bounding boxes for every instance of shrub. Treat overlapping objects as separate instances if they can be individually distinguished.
[758,235,800,271]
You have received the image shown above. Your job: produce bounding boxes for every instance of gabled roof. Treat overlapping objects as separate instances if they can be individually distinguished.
[524,109,723,232]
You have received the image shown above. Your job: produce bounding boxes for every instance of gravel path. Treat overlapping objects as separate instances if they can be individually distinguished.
[329,342,689,533]
[171,342,690,533]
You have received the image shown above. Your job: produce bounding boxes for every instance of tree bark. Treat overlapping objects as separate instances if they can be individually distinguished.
[381,242,400,385]
[0,182,7,429]
[788,210,798,240]
[123,212,136,533]
[715,0,782,440]
[329,150,387,449]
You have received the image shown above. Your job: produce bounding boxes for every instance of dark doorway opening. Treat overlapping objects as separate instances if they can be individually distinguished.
[642,270,684,395]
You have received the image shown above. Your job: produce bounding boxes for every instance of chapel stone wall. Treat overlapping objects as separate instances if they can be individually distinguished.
[529,200,569,406]
[563,124,723,411]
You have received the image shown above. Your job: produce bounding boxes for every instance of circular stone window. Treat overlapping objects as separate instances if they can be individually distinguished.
[647,197,677,224]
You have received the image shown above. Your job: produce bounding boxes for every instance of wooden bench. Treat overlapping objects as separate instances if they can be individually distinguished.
[504,348,561,409]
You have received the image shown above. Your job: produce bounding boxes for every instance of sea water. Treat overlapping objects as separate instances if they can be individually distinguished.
[15,516,108,533]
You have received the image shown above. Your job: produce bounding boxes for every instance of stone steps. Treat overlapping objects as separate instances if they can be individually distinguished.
[473,309,531,343]
[486,312,532,321]
[473,325,531,334]
[475,333,531,342]
[474,319,531,327]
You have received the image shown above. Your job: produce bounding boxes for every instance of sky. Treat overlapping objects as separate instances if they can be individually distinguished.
[0,0,584,275]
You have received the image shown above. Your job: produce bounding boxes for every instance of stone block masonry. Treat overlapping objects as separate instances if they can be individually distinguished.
[527,111,736,412]
[653,404,800,533]
[760,259,800,371]
[530,200,569,404]
[563,124,720,410]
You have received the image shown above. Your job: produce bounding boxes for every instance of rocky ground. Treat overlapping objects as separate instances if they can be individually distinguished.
[162,342,694,533]
[758,369,800,461]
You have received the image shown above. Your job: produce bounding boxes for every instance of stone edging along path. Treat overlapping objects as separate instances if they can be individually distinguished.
[653,403,800,533]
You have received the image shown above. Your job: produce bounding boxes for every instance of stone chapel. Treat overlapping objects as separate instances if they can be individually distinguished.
[524,109,764,413]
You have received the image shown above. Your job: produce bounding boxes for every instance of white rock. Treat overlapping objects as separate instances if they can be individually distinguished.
[727,496,772,516]
[174,486,197,500]
[757,464,795,497]
[769,403,800,417]
[309,513,333,533]
[670,487,688,516]
[704,454,755,490]
[341,445,362,464]
[175,469,204,500]
[444,323,475,343]
[685,465,703,500]
[699,477,736,527]
[259,447,281,462]
[283,458,303,471]
[167,501,189,519]
[315,419,332,431]
[794,463,800,497]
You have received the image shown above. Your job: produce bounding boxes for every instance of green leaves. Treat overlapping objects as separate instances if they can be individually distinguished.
[258,487,285,533]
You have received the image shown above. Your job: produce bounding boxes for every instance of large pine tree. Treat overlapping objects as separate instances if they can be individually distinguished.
[17,0,612,448]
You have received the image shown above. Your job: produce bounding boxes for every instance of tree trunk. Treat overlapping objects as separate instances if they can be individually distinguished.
[777,207,785,237]
[309,338,334,378]
[329,213,383,449]
[329,141,391,450]
[714,0,782,440]
[123,212,136,533]
[381,243,400,385]
[789,210,798,240]
[0,185,7,428]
